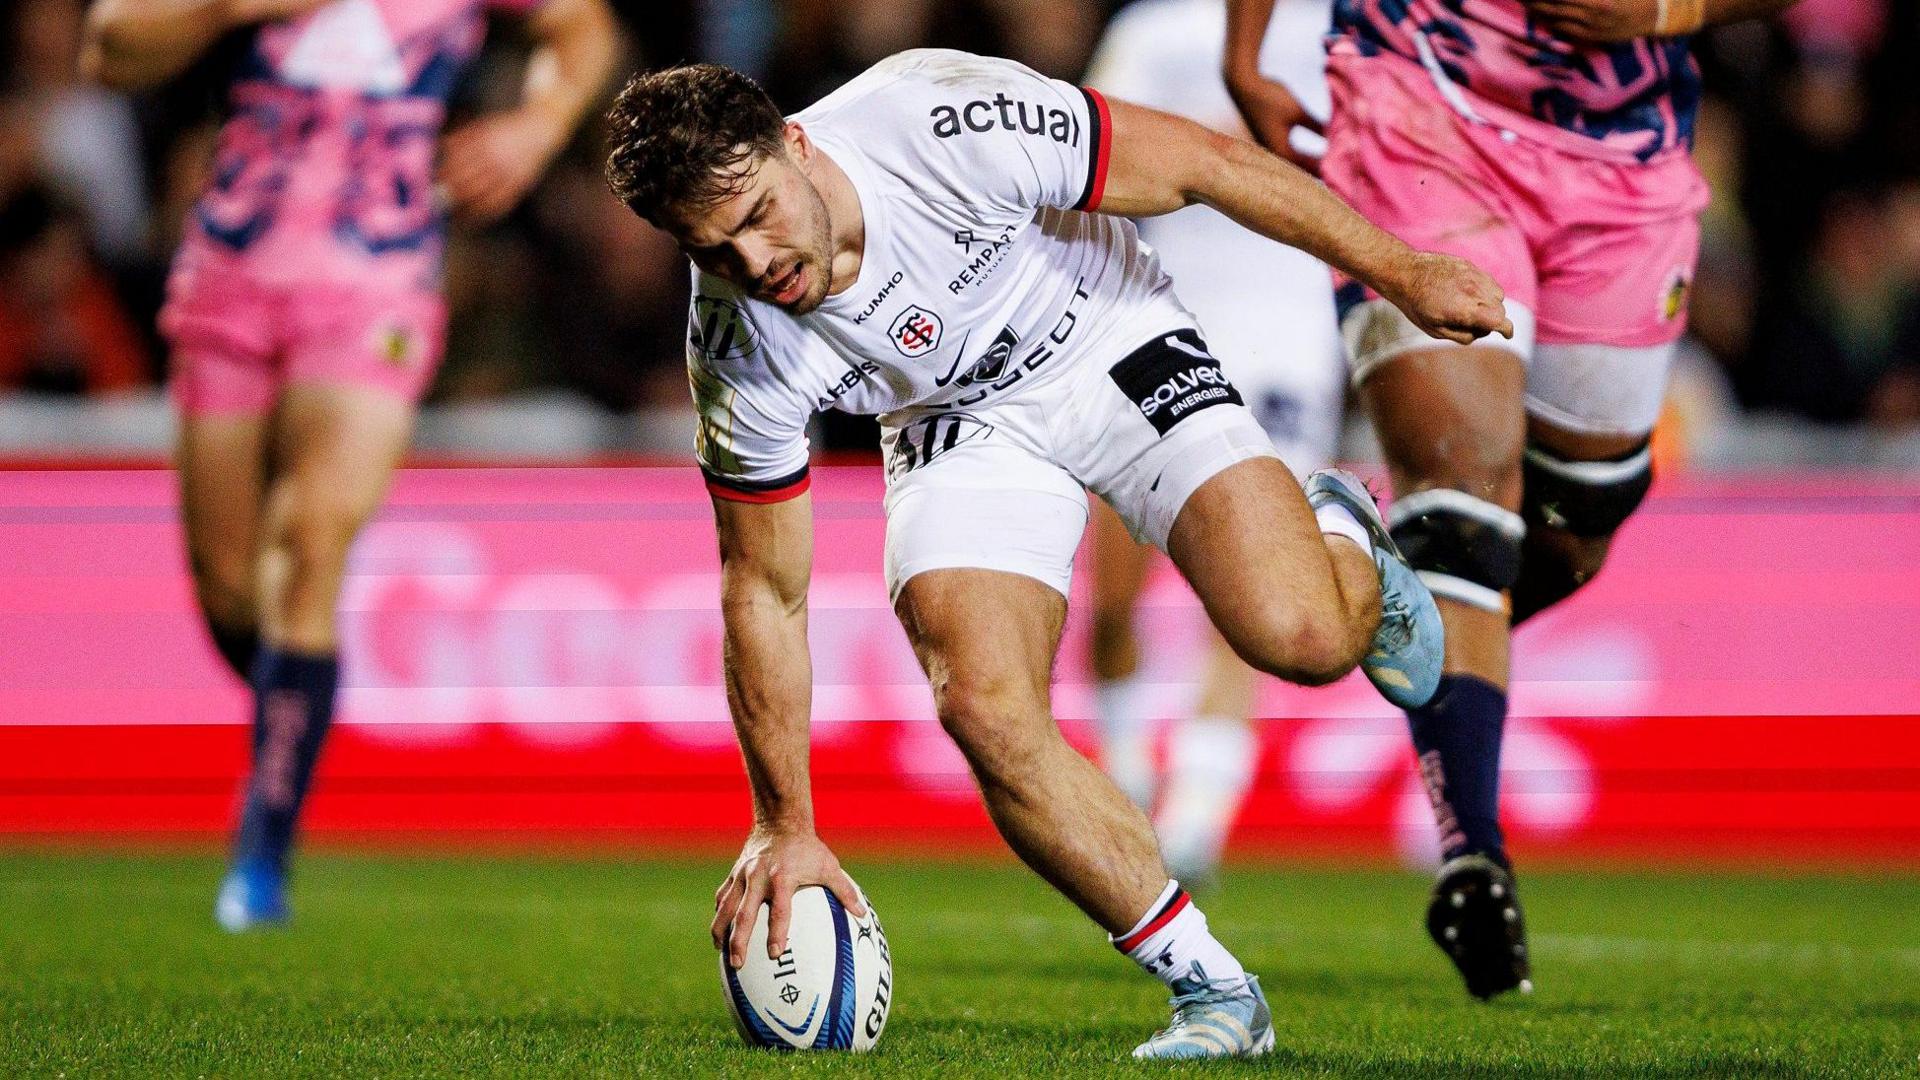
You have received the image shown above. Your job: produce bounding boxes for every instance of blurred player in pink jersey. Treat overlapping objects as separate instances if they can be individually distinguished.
[1226,0,1800,999]
[82,0,617,930]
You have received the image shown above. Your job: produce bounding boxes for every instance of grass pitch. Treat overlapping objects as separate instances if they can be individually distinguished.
[1,851,1915,1077]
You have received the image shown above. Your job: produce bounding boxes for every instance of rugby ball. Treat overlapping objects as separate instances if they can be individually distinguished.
[721,885,891,1050]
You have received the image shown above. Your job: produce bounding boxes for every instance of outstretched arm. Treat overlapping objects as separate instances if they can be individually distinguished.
[705,492,865,970]
[1094,96,1512,346]
[80,0,329,90]
[439,0,620,221]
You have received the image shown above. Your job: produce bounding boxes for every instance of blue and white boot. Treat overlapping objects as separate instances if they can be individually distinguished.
[215,858,289,932]
[1304,468,1445,709]
[1131,966,1275,1060]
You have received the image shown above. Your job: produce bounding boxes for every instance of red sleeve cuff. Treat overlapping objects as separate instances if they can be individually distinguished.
[1074,87,1113,212]
[703,468,812,504]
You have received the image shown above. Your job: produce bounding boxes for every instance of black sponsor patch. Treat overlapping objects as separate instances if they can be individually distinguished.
[1107,329,1242,436]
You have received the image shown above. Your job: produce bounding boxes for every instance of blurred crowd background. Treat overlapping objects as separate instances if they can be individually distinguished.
[2,0,1917,463]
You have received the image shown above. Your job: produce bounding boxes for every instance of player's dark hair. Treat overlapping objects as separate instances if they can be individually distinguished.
[604,64,789,224]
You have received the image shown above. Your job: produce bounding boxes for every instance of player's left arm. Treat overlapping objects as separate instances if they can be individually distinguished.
[1520,0,1804,44]
[1092,96,1512,346]
[439,0,620,222]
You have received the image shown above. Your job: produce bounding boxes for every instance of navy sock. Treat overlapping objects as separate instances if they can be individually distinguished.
[232,647,339,874]
[207,621,259,682]
[1406,674,1508,864]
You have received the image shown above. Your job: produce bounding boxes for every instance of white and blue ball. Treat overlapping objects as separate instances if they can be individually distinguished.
[721,886,891,1051]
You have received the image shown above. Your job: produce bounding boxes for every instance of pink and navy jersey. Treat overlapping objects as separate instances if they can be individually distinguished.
[174,0,540,291]
[1328,0,1701,162]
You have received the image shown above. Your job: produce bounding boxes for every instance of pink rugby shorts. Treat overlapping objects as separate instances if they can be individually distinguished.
[1321,52,1710,351]
[162,268,446,416]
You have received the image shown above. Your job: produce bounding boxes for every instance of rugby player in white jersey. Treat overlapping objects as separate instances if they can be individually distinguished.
[604,50,1508,1059]
[1083,0,1345,886]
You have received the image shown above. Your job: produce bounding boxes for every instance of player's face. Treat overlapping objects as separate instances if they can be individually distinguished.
[668,140,834,314]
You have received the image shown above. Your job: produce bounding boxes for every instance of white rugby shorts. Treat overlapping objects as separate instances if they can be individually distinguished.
[880,327,1280,601]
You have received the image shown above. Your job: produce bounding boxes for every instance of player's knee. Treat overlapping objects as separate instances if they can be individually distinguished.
[267,491,368,580]
[1386,488,1526,615]
[186,544,256,626]
[1390,433,1524,511]
[1519,438,1653,540]
[1231,602,1355,687]
[932,675,1051,781]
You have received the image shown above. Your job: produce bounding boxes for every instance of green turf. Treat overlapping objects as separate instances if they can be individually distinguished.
[1,852,1915,1077]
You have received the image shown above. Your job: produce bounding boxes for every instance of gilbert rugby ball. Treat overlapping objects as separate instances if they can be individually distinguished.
[721,885,892,1050]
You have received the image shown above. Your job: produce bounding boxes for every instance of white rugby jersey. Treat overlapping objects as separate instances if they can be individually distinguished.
[687,49,1196,502]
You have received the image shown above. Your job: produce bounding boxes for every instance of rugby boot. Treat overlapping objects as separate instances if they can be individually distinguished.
[215,857,289,932]
[1427,853,1533,1000]
[1132,966,1275,1060]
[1303,468,1445,708]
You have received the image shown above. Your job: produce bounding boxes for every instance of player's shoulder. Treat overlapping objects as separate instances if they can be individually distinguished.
[796,49,1091,204]
[795,49,1059,123]
[688,271,791,382]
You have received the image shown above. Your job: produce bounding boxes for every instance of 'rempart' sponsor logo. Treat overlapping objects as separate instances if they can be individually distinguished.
[929,93,1080,146]
[1107,330,1244,436]
[949,223,1020,294]
[888,305,943,357]
[852,270,906,325]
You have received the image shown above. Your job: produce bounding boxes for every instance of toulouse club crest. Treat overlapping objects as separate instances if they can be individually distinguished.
[888,306,943,358]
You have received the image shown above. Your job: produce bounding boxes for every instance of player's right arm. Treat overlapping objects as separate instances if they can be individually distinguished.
[689,286,866,968]
[706,492,864,969]
[80,0,328,90]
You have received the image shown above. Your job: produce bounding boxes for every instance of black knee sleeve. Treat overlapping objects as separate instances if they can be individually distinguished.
[208,621,260,682]
[1387,489,1527,612]
[1520,439,1653,538]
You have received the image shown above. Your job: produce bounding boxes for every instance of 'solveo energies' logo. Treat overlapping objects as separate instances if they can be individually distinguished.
[1107,330,1242,435]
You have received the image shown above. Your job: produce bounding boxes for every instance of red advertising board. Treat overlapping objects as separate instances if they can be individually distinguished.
[2,466,1916,865]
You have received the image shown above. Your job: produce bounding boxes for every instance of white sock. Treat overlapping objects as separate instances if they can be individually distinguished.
[1315,503,1371,552]
[1095,674,1156,810]
[1155,719,1258,882]
[1111,879,1249,989]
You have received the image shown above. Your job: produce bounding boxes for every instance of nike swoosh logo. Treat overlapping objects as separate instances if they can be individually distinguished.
[764,994,821,1037]
[933,329,974,386]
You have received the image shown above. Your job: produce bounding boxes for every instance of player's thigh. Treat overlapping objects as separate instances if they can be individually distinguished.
[1088,498,1153,625]
[1163,454,1334,650]
[265,382,416,550]
[176,410,271,606]
[163,279,279,600]
[881,412,1088,607]
[1359,345,1530,507]
[895,568,1068,762]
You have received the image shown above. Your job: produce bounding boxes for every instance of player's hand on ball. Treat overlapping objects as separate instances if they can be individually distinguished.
[712,826,867,970]
[439,106,567,224]
[1390,251,1514,345]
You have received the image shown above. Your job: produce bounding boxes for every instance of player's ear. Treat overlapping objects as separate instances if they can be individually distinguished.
[784,122,813,166]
